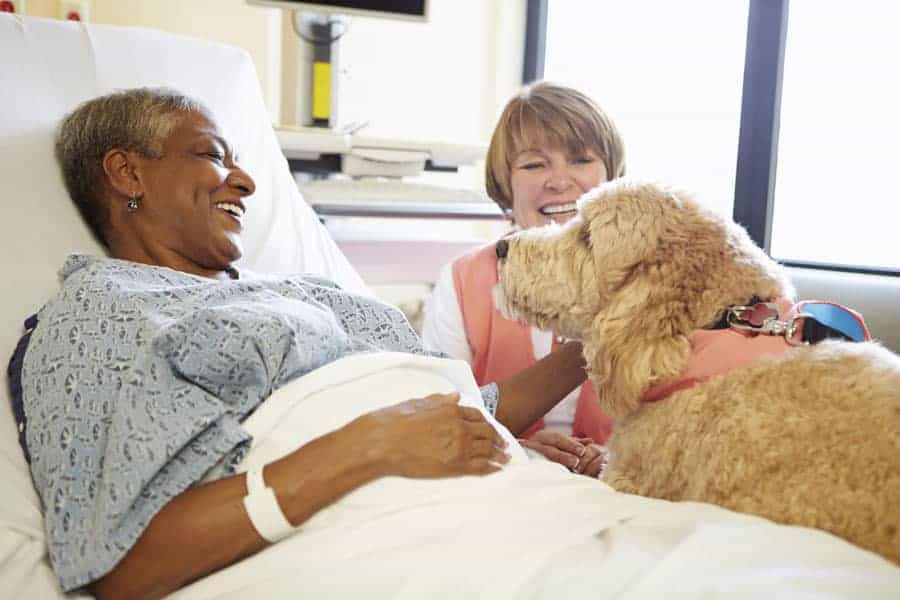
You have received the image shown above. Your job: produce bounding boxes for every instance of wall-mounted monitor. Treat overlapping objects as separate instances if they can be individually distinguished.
[246,0,428,22]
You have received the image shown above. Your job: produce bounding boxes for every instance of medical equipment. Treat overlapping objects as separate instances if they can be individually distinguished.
[247,0,482,180]
[298,177,495,207]
[248,0,427,129]
[277,124,487,178]
[245,0,427,22]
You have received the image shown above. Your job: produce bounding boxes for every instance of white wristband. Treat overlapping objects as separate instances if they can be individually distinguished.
[243,465,295,543]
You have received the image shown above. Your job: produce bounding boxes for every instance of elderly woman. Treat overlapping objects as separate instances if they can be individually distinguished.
[12,88,592,600]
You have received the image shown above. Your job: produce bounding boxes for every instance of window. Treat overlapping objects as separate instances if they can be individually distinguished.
[535,0,899,273]
[771,0,900,270]
[543,0,749,218]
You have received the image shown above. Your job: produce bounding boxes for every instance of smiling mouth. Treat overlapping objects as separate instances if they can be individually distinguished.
[539,202,577,216]
[214,202,245,222]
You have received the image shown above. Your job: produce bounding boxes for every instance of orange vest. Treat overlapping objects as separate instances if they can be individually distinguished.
[452,244,614,443]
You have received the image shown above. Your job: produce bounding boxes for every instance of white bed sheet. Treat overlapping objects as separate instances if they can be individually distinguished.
[173,353,900,600]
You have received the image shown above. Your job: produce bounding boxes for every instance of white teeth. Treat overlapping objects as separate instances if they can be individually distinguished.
[215,202,245,219]
[540,202,577,215]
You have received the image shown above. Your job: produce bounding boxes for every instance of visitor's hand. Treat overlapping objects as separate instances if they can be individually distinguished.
[519,430,587,472]
[574,437,606,478]
[357,393,510,478]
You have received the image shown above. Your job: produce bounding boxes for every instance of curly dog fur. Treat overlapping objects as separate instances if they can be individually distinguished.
[494,179,900,564]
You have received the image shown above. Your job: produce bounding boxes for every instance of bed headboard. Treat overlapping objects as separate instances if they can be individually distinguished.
[0,15,366,596]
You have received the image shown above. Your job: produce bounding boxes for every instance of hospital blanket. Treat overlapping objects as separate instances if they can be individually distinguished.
[176,353,900,599]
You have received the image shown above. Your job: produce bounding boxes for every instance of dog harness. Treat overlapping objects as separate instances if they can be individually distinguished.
[642,298,871,403]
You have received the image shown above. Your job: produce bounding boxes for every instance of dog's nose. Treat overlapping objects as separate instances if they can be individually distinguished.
[495,239,509,259]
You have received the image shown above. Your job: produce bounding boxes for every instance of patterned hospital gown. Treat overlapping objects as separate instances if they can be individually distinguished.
[17,254,498,591]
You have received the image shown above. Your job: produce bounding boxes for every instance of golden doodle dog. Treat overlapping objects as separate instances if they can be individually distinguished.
[493,179,900,564]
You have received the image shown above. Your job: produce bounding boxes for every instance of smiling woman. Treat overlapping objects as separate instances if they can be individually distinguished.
[423,81,626,472]
[103,111,255,279]
[485,82,625,229]
[56,91,256,280]
[509,146,608,227]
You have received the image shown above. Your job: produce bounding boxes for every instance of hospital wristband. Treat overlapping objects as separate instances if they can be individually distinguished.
[243,465,296,543]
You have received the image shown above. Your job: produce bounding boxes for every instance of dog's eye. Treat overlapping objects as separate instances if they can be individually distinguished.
[579,224,591,246]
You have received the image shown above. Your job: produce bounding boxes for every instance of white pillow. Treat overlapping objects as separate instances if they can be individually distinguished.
[0,14,364,597]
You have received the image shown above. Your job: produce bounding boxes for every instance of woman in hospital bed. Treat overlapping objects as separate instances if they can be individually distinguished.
[12,86,900,600]
[10,87,609,599]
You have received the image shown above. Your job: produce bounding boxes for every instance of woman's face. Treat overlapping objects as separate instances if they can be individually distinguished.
[130,110,256,275]
[509,145,608,229]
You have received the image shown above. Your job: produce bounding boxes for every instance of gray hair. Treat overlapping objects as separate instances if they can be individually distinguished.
[54,87,210,247]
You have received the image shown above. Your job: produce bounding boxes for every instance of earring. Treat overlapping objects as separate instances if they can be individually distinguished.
[127,193,141,213]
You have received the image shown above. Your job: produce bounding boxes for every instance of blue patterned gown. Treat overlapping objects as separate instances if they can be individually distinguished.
[18,254,497,591]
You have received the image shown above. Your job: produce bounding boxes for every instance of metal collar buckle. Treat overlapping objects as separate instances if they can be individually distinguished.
[726,302,809,346]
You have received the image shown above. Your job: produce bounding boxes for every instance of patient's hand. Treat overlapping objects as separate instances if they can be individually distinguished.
[357,393,511,478]
[520,431,605,477]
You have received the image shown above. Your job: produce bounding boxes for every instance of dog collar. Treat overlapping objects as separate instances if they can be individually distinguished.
[643,298,871,403]
[724,299,870,344]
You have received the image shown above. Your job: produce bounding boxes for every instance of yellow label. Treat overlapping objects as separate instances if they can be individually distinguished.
[312,62,331,120]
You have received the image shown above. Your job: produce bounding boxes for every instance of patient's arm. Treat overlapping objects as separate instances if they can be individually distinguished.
[494,340,588,436]
[91,393,508,600]
[90,421,379,600]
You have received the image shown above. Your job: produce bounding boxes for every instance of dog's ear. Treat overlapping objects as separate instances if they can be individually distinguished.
[580,182,667,294]
[586,276,694,418]
[578,182,695,417]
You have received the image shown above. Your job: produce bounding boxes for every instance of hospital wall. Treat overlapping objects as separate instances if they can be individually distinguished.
[21,0,282,120]
[21,0,526,145]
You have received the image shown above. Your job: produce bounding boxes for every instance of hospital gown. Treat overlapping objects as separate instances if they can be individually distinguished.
[15,254,498,591]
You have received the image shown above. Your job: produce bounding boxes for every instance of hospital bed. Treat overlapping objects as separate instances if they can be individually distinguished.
[2,14,899,599]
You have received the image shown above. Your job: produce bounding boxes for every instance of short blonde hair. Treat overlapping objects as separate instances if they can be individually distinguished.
[54,87,209,247]
[485,81,626,212]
